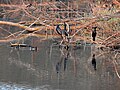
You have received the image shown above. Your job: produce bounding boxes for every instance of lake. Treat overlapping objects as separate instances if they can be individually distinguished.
[0,38,120,90]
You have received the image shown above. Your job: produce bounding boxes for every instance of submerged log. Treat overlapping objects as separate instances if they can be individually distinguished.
[10,43,37,51]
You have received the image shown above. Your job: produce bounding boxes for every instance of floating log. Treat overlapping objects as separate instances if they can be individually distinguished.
[10,43,37,51]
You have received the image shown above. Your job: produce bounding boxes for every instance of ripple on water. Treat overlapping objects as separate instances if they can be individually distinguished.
[0,82,48,90]
[0,82,64,90]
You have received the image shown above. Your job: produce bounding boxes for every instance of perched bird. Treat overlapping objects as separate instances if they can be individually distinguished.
[56,23,72,44]
[92,27,97,41]
[56,24,62,35]
[67,23,72,35]
[56,22,71,36]
[64,22,67,31]
[64,22,72,36]
[92,54,97,70]
[64,23,68,36]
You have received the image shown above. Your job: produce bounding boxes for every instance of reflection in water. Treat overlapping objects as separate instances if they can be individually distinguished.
[56,48,70,74]
[10,43,38,51]
[63,49,70,71]
[64,57,67,71]
[0,82,51,90]
[0,40,120,90]
[92,54,97,70]
[56,62,61,74]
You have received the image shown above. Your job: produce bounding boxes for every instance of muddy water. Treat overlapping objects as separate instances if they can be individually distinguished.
[0,39,120,90]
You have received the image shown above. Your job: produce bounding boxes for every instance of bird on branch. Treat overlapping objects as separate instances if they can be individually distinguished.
[56,22,71,37]
[92,27,97,41]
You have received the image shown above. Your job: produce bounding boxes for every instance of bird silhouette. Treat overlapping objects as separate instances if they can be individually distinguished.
[56,24,62,35]
[56,62,60,73]
[56,22,72,44]
[56,22,71,36]
[92,27,97,41]
[63,22,68,36]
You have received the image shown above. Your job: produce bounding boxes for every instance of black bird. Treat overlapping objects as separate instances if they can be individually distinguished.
[64,22,67,31]
[92,54,97,70]
[64,22,72,36]
[56,22,71,36]
[56,23,72,44]
[92,27,97,41]
[56,24,62,35]
[56,23,68,36]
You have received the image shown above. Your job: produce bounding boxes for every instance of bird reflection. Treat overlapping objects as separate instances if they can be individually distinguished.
[56,62,61,74]
[56,48,70,74]
[64,52,69,71]
[92,54,97,70]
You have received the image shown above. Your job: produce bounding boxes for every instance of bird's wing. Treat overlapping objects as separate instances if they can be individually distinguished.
[66,23,72,34]
[56,25,62,35]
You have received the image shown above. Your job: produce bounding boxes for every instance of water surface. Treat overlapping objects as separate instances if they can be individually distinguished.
[0,39,120,90]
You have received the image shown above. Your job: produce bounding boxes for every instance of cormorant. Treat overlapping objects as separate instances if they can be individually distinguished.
[64,22,67,31]
[56,24,62,35]
[56,22,72,44]
[92,27,97,41]
[64,22,72,36]
[56,22,71,37]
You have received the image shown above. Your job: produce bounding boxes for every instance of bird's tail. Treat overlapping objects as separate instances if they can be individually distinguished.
[93,37,95,41]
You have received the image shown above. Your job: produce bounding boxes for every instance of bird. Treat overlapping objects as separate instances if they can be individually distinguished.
[56,24,62,35]
[92,27,97,41]
[56,22,71,36]
[64,22,72,36]
[56,23,68,36]
[56,22,72,45]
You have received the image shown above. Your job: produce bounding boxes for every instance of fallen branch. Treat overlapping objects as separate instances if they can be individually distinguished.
[0,21,41,31]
